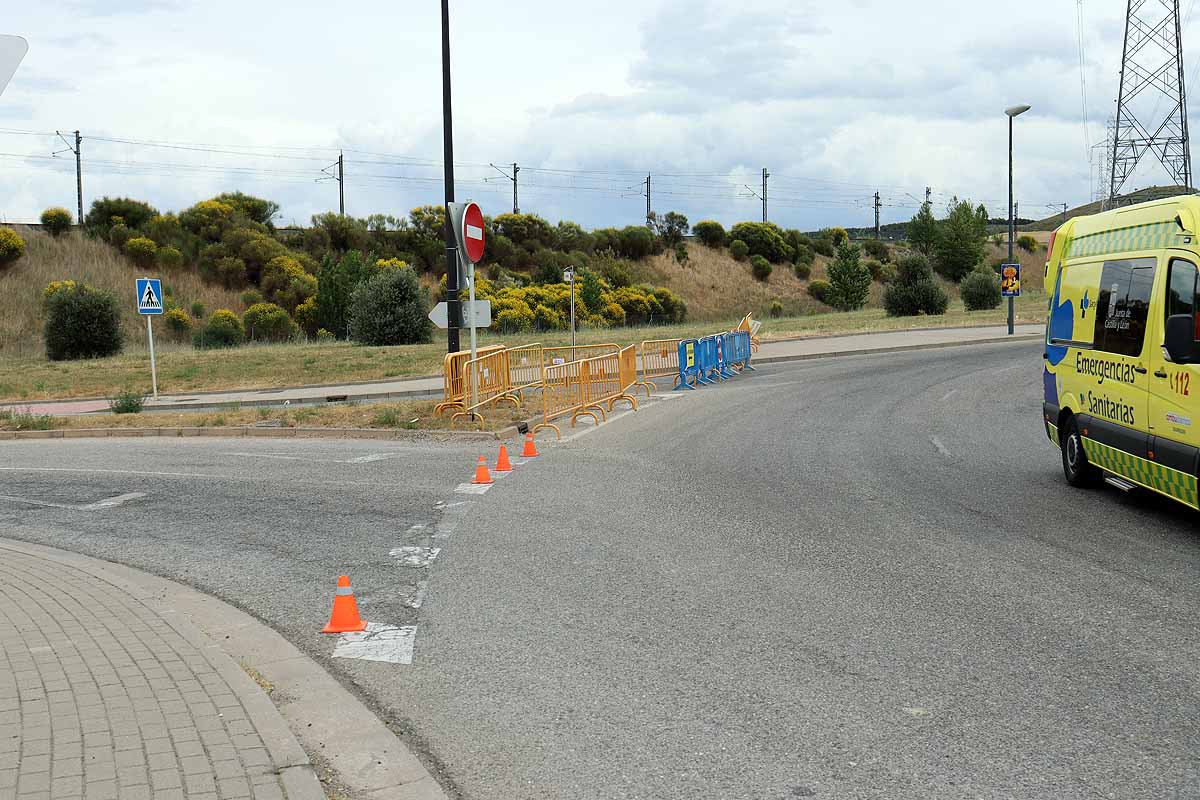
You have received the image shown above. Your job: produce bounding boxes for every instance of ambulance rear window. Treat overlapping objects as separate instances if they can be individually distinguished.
[1093,257,1155,357]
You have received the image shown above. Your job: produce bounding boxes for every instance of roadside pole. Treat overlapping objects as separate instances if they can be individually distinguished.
[466,250,478,409]
[565,266,576,358]
[146,316,158,399]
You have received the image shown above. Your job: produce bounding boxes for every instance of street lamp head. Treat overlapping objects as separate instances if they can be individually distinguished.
[1005,104,1032,117]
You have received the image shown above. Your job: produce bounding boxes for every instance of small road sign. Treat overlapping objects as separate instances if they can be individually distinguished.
[0,35,28,97]
[1001,263,1021,297]
[428,300,491,329]
[136,278,164,315]
[459,202,485,263]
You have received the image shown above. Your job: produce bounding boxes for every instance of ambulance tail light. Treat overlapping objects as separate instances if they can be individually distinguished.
[1047,229,1058,258]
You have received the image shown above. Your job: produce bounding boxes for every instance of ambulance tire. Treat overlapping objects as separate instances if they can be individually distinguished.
[1061,416,1099,488]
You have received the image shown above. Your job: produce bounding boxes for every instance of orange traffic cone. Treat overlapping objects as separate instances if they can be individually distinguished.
[495,444,513,472]
[521,433,539,458]
[472,455,493,485]
[322,576,367,634]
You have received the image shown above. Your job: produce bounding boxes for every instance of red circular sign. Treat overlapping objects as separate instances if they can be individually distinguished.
[461,202,486,263]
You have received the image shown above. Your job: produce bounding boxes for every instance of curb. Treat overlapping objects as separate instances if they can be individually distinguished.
[0,537,450,800]
[748,332,1041,367]
[0,425,501,442]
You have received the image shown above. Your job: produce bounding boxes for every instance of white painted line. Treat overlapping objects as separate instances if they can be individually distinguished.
[224,451,398,464]
[940,389,958,402]
[345,453,401,464]
[332,623,416,665]
[930,436,952,457]
[402,581,429,609]
[454,483,492,494]
[389,546,441,567]
[0,467,218,480]
[0,492,146,511]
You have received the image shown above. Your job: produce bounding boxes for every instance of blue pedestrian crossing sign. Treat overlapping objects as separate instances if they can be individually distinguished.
[136,278,164,315]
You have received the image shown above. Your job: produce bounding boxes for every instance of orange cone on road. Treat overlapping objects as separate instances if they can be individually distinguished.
[521,433,539,458]
[472,455,493,485]
[495,444,513,472]
[321,576,367,634]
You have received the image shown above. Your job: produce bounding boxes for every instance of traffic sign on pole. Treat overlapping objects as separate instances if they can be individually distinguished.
[136,278,164,315]
[449,201,486,264]
[0,35,28,97]
[429,300,491,329]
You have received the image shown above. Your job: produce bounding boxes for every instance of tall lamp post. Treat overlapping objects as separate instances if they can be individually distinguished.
[1005,104,1031,336]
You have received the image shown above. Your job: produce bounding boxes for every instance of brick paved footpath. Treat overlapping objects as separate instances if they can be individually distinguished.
[0,547,321,800]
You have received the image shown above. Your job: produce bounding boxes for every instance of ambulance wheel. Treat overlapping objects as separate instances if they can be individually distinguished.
[1061,416,1099,488]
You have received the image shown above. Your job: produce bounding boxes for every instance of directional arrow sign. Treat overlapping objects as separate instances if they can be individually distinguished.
[0,36,28,97]
[428,300,491,329]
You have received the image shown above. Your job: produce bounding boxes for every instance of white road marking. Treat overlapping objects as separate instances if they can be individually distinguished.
[0,467,217,479]
[402,581,429,609]
[332,623,416,665]
[389,546,441,567]
[454,483,492,494]
[939,389,958,402]
[224,451,398,464]
[0,492,146,511]
[929,436,952,457]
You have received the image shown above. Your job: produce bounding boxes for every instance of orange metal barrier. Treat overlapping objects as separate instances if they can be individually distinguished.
[436,345,505,416]
[543,343,618,369]
[534,359,589,439]
[637,338,681,395]
[451,349,521,428]
[578,346,639,419]
[506,343,545,397]
[735,313,762,352]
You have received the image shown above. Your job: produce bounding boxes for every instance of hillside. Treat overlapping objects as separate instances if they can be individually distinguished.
[1023,185,1192,231]
[0,226,246,358]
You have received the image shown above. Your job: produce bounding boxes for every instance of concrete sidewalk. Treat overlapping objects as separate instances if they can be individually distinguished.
[0,544,324,800]
[7,323,1043,417]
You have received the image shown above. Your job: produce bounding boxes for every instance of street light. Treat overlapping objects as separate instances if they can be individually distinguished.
[1005,104,1030,336]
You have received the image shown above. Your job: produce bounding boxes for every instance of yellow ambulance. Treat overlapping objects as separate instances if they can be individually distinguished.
[1043,194,1200,508]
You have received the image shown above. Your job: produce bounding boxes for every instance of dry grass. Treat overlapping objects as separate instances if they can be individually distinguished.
[0,226,246,358]
[20,399,525,432]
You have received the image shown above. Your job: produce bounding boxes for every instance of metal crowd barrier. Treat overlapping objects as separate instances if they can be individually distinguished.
[506,343,545,398]
[436,345,505,416]
[637,338,681,395]
[543,343,618,369]
[533,359,589,438]
[451,348,521,428]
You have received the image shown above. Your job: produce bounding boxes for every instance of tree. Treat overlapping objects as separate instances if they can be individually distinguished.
[729,222,793,263]
[316,250,373,338]
[212,192,279,226]
[651,211,690,246]
[933,198,988,281]
[907,202,938,256]
[825,242,871,311]
[579,269,604,314]
[692,220,725,247]
[348,267,432,345]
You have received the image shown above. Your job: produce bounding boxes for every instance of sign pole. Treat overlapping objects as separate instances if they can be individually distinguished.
[466,252,478,410]
[569,268,576,357]
[146,316,159,399]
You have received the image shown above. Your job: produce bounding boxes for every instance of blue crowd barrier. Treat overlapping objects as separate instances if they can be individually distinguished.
[674,339,700,390]
[675,329,756,390]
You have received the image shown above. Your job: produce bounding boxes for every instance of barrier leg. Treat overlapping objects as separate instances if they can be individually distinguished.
[634,380,655,398]
[434,401,465,417]
[450,411,484,429]
[533,421,562,440]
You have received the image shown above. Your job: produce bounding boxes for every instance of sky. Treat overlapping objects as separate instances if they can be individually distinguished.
[0,0,1196,231]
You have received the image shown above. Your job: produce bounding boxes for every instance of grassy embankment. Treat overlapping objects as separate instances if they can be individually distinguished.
[0,227,1049,402]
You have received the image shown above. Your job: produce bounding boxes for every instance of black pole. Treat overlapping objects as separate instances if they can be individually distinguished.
[1007,114,1015,336]
[74,130,83,228]
[441,0,460,353]
[337,152,345,216]
[513,162,520,214]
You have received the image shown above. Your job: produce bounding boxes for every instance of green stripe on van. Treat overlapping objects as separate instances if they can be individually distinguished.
[1064,221,1177,259]
[1082,436,1199,508]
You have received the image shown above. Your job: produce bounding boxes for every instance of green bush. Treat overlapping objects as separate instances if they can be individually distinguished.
[825,243,871,311]
[189,301,205,318]
[729,222,793,263]
[193,309,244,349]
[243,302,299,342]
[123,236,158,268]
[674,241,688,263]
[960,268,1002,311]
[496,305,535,333]
[108,389,145,415]
[262,255,317,312]
[40,207,72,237]
[493,213,555,251]
[729,239,749,261]
[293,297,318,336]
[0,227,26,269]
[156,246,184,270]
[861,239,890,262]
[750,255,773,282]
[793,262,812,280]
[348,266,432,346]
[316,328,338,342]
[812,237,835,257]
[240,289,263,307]
[692,220,725,247]
[85,197,158,236]
[808,279,832,304]
[163,307,193,342]
[616,226,656,260]
[43,283,124,361]
[876,262,898,283]
[794,243,814,266]
[896,253,935,284]
[769,299,784,318]
[864,258,884,281]
[108,221,133,250]
[601,302,625,327]
[820,227,850,247]
[212,192,279,226]
[883,280,949,317]
[1017,234,1038,253]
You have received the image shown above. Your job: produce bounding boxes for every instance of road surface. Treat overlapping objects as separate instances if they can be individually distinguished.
[2,340,1198,799]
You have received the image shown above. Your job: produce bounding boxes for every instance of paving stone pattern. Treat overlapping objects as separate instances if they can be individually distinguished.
[0,551,292,800]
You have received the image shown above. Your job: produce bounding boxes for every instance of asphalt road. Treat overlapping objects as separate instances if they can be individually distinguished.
[3,341,1200,800]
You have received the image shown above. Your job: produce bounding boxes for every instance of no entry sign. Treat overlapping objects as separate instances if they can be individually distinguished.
[460,201,485,263]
